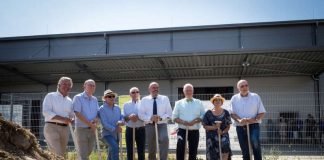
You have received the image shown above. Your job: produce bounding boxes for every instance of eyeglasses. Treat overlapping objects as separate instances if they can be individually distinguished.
[105,95,115,98]
[240,84,248,88]
[86,84,96,87]
[131,91,140,94]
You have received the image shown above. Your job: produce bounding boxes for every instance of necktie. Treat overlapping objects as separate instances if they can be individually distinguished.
[153,97,157,115]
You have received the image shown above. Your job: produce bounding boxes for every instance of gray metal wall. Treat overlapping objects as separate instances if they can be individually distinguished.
[1,22,323,61]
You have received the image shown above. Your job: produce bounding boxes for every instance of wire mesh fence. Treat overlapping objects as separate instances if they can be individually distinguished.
[0,92,323,158]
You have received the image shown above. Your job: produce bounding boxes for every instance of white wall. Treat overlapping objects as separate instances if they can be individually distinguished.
[106,80,172,97]
[0,76,318,120]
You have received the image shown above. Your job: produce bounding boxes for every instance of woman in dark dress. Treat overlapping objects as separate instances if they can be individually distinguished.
[203,94,232,160]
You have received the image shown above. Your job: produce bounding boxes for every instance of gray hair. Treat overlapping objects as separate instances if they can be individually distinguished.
[237,79,248,88]
[84,79,95,85]
[183,83,193,91]
[129,87,139,93]
[149,82,159,88]
[57,77,73,88]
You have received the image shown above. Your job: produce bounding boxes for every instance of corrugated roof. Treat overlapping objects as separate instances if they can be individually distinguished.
[1,50,323,86]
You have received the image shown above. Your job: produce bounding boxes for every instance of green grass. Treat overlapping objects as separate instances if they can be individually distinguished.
[67,151,108,160]
[67,151,206,160]
[262,147,281,160]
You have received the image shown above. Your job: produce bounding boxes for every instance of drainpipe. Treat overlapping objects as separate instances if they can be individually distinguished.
[312,74,320,120]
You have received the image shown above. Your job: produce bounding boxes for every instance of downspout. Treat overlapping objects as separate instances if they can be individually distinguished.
[312,74,320,121]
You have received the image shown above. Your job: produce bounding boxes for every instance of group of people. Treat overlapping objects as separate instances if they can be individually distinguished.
[268,114,324,145]
[42,77,266,160]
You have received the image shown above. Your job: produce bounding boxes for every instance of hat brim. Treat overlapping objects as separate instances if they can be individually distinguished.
[210,97,225,103]
[102,92,118,98]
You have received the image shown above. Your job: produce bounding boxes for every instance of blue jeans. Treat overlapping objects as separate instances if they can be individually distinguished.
[103,135,119,160]
[236,123,262,160]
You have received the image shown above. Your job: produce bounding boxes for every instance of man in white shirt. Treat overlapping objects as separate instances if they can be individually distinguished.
[172,83,205,160]
[123,87,145,160]
[138,82,172,160]
[42,77,74,157]
[229,80,266,160]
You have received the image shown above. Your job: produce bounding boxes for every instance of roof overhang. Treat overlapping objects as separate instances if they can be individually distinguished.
[0,49,323,86]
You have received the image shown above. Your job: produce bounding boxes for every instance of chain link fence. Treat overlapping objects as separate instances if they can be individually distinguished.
[1,92,324,158]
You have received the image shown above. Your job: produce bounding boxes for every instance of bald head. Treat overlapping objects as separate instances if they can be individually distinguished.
[183,83,194,99]
[237,79,249,96]
[149,82,159,97]
[84,79,96,96]
[237,80,248,88]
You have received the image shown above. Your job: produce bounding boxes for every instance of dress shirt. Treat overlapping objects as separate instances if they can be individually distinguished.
[42,91,74,123]
[138,94,172,124]
[98,103,123,137]
[123,100,145,128]
[73,91,99,128]
[172,98,206,130]
[229,92,266,126]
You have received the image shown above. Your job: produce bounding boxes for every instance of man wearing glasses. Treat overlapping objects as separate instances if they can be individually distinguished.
[229,80,266,160]
[123,87,145,160]
[138,82,173,160]
[98,89,124,160]
[73,79,99,160]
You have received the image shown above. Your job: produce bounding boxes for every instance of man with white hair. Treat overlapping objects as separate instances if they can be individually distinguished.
[42,76,74,157]
[73,79,99,160]
[123,87,145,160]
[229,80,266,160]
[172,83,205,160]
[138,82,172,160]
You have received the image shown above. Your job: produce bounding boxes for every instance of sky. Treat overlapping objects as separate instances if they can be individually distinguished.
[0,0,324,38]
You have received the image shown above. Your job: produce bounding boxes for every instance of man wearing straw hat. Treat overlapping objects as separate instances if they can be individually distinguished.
[172,83,205,160]
[123,87,145,160]
[138,82,172,160]
[42,77,74,157]
[98,89,124,160]
[73,79,99,160]
[229,80,266,160]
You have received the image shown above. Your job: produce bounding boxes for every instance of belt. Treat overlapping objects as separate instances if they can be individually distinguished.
[179,128,199,131]
[127,126,145,129]
[147,123,166,125]
[238,123,259,129]
[46,122,68,127]
[76,127,91,129]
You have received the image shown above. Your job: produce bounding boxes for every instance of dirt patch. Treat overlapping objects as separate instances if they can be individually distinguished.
[0,114,63,160]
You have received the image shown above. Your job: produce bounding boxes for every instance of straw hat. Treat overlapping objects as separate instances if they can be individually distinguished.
[210,94,225,104]
[102,89,118,100]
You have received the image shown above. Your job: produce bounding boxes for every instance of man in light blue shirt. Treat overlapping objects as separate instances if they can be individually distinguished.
[123,87,145,160]
[98,89,124,160]
[172,83,206,160]
[73,79,99,160]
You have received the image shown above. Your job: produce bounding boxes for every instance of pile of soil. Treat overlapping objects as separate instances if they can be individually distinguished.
[0,114,63,160]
